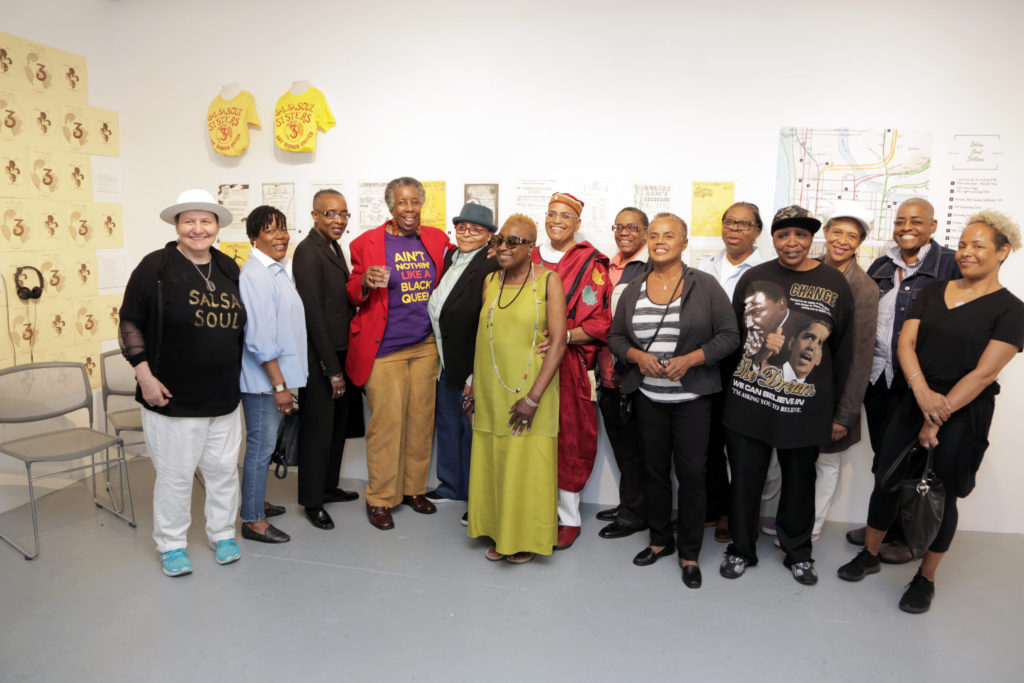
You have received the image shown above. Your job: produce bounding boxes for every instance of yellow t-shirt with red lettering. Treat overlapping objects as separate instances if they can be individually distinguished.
[207,91,260,157]
[274,87,335,153]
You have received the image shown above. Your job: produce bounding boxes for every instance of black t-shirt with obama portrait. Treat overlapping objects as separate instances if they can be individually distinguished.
[120,242,246,418]
[723,259,852,449]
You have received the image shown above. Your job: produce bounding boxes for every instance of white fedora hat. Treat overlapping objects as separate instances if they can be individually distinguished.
[824,199,873,238]
[159,188,233,227]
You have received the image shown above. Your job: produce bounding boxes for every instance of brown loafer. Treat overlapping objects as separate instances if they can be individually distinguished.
[401,494,437,515]
[715,517,732,543]
[366,502,395,530]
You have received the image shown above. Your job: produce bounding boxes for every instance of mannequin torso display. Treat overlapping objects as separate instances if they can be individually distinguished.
[290,80,311,95]
[220,82,242,100]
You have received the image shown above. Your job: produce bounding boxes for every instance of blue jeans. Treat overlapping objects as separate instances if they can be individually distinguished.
[241,393,285,522]
[433,371,473,500]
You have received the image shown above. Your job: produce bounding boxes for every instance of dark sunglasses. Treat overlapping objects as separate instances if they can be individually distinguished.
[489,235,534,248]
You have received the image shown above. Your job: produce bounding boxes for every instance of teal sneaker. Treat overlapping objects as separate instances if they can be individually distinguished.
[160,548,193,577]
[213,539,240,565]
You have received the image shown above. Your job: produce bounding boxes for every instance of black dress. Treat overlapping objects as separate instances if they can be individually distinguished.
[867,281,1024,552]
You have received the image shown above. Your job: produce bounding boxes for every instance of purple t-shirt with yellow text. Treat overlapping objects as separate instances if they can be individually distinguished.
[377,232,437,357]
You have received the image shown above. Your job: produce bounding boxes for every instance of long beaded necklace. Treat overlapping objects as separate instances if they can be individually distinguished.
[178,245,216,292]
[486,263,539,394]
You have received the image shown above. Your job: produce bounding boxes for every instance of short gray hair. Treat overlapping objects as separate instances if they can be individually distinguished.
[651,211,688,238]
[313,188,345,210]
[384,177,425,212]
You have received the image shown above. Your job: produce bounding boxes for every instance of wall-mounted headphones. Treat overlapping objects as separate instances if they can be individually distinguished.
[15,265,44,301]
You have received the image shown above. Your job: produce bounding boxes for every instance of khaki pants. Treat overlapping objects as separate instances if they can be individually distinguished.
[363,338,439,507]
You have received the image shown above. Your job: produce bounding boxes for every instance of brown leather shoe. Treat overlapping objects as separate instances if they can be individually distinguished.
[366,502,395,530]
[401,494,437,514]
[715,516,732,543]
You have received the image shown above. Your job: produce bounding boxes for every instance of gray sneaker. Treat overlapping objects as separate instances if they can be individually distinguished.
[790,561,818,585]
[719,553,747,579]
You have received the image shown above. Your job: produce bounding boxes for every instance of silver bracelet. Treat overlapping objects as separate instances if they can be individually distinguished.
[523,395,539,408]
[566,329,572,345]
[907,371,922,384]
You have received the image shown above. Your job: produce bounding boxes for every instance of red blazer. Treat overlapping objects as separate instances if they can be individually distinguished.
[345,223,452,386]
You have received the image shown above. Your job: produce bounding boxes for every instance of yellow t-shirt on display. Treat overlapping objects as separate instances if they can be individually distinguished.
[274,87,335,153]
[207,90,260,157]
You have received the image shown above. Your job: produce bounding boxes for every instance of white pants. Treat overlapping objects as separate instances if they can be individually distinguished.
[143,407,241,553]
[557,489,581,527]
[813,450,842,536]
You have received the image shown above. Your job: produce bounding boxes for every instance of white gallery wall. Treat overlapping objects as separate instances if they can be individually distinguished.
[3,0,1023,533]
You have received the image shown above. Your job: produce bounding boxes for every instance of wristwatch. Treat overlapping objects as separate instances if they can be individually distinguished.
[272,383,287,393]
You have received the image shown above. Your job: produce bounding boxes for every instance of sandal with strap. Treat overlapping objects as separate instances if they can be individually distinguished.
[506,551,535,564]
[485,544,506,561]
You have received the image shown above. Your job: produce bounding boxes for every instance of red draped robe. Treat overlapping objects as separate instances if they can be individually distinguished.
[532,242,611,492]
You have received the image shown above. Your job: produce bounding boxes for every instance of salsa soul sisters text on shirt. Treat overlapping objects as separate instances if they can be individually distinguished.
[273,87,335,153]
[207,90,260,157]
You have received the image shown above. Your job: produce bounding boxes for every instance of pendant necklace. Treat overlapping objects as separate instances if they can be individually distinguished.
[487,263,539,394]
[179,246,216,292]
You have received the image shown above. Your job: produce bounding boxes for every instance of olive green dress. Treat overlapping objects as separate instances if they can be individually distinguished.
[467,270,559,555]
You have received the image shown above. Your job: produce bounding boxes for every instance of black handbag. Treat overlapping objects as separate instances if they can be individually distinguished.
[270,408,301,480]
[878,440,945,559]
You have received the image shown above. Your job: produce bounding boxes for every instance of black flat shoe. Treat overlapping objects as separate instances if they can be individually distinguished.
[598,520,647,539]
[596,506,620,522]
[633,544,675,567]
[681,564,702,588]
[305,506,334,530]
[323,488,359,503]
[242,523,291,544]
[263,502,285,518]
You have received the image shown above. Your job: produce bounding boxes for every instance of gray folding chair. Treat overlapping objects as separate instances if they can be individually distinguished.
[100,349,142,436]
[0,362,136,560]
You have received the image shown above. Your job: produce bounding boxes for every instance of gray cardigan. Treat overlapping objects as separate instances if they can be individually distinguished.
[608,263,739,396]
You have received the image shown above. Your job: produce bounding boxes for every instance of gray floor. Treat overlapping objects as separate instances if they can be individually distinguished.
[1,459,1022,682]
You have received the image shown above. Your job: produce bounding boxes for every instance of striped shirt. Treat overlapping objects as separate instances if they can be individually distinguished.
[633,281,699,403]
[870,243,931,386]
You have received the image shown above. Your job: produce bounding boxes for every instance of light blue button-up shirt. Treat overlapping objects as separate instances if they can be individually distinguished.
[239,247,308,393]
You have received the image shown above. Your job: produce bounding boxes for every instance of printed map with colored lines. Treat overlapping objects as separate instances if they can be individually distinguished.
[775,127,932,263]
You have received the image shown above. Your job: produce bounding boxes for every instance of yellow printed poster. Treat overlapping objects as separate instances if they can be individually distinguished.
[71,294,108,344]
[0,198,34,248]
[92,202,124,248]
[41,343,103,388]
[37,250,71,296]
[422,180,446,230]
[0,143,30,197]
[0,32,27,92]
[94,292,123,338]
[0,87,30,145]
[19,39,58,95]
[34,297,75,351]
[28,198,69,250]
[65,202,96,246]
[24,92,61,148]
[59,101,90,152]
[85,106,118,157]
[51,48,87,104]
[27,146,64,199]
[65,250,99,298]
[691,181,735,237]
[60,151,92,202]
[219,241,251,268]
[8,306,38,360]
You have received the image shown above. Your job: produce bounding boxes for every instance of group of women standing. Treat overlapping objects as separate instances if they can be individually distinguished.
[120,182,1023,613]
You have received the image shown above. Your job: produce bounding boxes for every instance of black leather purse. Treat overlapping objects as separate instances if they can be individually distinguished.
[270,396,301,479]
[879,440,945,559]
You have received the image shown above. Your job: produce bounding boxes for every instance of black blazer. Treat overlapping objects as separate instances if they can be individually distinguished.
[437,248,500,389]
[293,231,354,379]
[608,263,739,396]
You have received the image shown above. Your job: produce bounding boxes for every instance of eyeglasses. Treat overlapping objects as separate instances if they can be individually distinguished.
[546,211,578,222]
[262,225,289,236]
[722,219,757,233]
[314,209,351,221]
[489,235,534,248]
[611,224,643,234]
[455,223,488,236]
